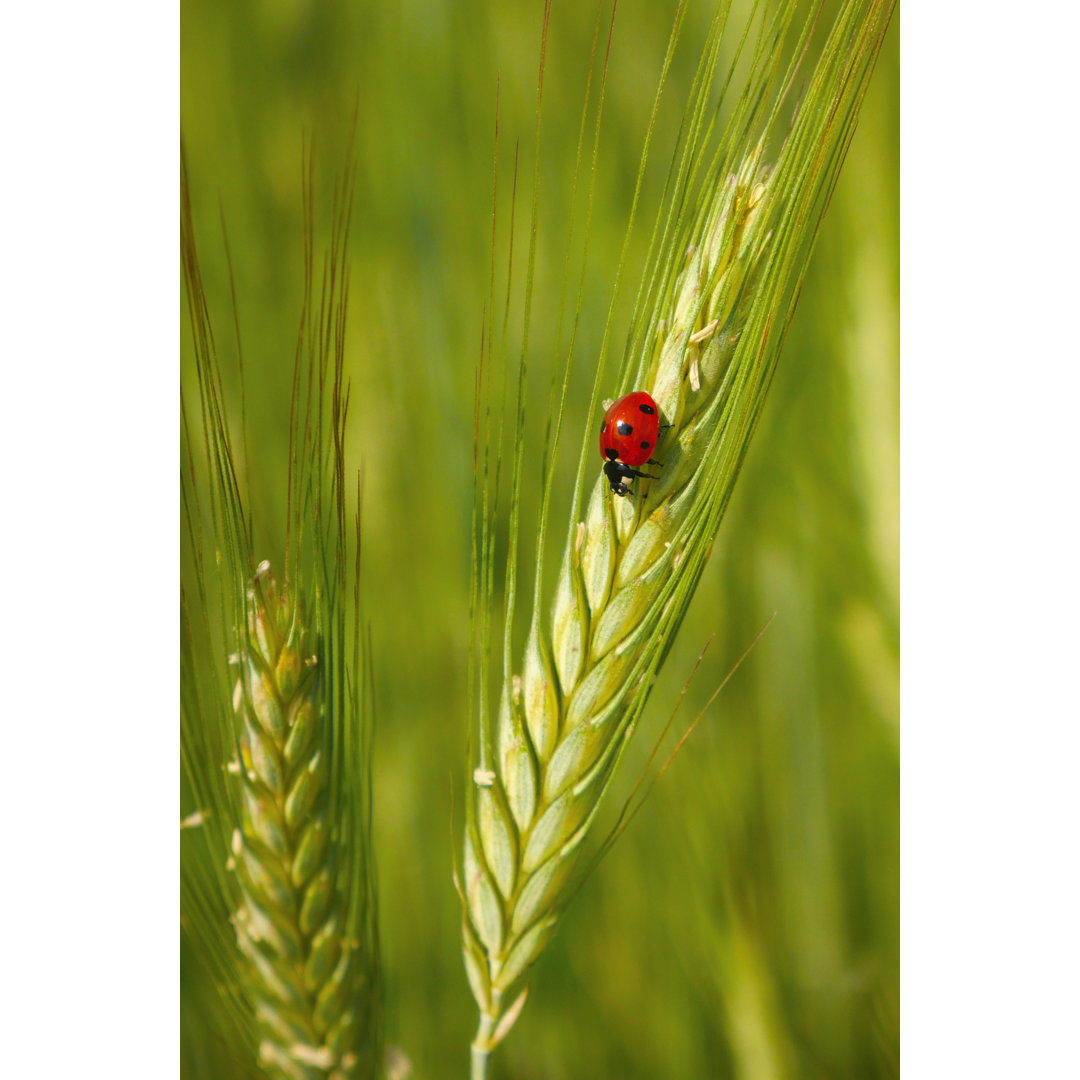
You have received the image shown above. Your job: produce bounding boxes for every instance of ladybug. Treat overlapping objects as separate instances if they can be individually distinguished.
[599,390,664,496]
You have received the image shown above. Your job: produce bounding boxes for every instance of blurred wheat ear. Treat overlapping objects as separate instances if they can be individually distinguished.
[180,136,381,1079]
[461,0,895,1074]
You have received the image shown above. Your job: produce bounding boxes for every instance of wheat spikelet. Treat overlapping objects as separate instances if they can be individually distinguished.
[463,151,772,1059]
[227,569,374,1080]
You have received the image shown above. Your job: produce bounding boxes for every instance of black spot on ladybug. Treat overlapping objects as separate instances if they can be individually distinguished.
[605,447,619,460]
[617,421,633,436]
[640,440,651,450]
[639,403,656,414]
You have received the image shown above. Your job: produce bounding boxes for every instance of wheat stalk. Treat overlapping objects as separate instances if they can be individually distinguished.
[180,135,380,1079]
[462,0,894,1072]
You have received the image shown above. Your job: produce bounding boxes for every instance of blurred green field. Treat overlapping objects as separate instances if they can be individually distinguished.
[181,1,898,1076]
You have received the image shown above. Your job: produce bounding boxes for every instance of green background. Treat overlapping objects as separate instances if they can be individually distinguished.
[181,1,898,1076]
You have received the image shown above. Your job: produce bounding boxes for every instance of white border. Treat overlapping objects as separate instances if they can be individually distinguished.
[903,3,1080,1076]
[2,2,178,1075]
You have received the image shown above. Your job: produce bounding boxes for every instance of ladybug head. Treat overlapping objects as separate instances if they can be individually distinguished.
[603,458,632,497]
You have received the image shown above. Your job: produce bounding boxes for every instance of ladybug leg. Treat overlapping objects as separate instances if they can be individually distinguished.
[625,466,661,481]
[646,458,663,467]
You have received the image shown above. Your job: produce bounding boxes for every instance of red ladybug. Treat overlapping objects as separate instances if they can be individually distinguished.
[599,390,664,496]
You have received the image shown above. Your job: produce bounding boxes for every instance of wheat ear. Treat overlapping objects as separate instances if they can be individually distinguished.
[463,0,896,1066]
[462,152,771,1064]
[227,569,373,1080]
[181,135,380,1078]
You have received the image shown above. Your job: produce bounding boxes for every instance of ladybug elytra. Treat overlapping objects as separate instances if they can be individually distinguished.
[599,390,665,497]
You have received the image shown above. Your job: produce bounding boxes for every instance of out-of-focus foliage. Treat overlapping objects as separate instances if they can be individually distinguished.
[181,0,897,1076]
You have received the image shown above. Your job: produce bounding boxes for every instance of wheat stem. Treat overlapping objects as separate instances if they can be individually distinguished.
[469,1010,496,1080]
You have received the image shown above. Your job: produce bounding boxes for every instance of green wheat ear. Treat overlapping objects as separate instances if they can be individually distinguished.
[181,136,380,1079]
[462,0,895,1073]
